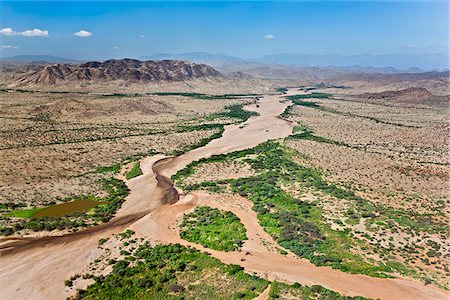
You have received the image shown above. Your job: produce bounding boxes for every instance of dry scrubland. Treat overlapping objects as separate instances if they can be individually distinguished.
[283,88,449,287]
[0,79,283,235]
[0,73,449,299]
[173,85,449,288]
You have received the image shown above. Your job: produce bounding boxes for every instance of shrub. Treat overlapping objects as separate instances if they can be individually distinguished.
[179,206,247,251]
[167,282,185,293]
[126,162,143,180]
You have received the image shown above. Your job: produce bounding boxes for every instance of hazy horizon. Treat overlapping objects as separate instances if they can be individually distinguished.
[1,51,448,71]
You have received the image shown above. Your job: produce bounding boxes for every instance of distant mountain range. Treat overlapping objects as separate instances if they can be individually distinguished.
[140,52,448,71]
[256,53,448,70]
[2,52,448,71]
[5,57,449,92]
[11,59,222,86]
[0,55,81,64]
[214,62,438,81]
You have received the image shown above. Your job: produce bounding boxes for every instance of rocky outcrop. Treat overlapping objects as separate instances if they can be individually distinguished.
[13,59,223,85]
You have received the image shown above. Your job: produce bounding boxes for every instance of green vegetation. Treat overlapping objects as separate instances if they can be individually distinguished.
[76,243,268,299]
[298,86,317,91]
[118,229,135,240]
[75,235,365,300]
[5,208,44,218]
[150,92,259,100]
[125,162,143,180]
[98,238,109,246]
[287,99,321,108]
[293,125,309,133]
[0,178,129,236]
[280,105,294,118]
[268,282,370,300]
[179,123,225,132]
[288,129,348,147]
[95,163,121,174]
[276,87,288,94]
[382,207,448,235]
[286,92,333,100]
[214,104,259,122]
[1,89,260,100]
[180,206,247,251]
[90,178,129,222]
[172,142,397,278]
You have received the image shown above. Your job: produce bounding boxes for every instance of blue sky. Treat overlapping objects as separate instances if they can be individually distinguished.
[0,1,448,60]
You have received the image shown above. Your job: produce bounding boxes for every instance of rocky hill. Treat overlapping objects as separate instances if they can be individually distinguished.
[11,59,223,85]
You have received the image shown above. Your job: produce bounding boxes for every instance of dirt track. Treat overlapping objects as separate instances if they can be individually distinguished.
[0,90,448,300]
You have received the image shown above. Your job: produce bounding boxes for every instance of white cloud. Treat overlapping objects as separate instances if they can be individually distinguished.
[22,29,49,37]
[73,30,92,37]
[0,28,14,36]
[264,34,275,40]
[140,34,145,39]
[0,45,19,49]
[0,27,48,37]
[113,46,120,50]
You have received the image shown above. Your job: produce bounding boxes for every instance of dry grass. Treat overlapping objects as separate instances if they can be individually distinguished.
[183,160,256,186]
[282,90,449,287]
[0,85,264,226]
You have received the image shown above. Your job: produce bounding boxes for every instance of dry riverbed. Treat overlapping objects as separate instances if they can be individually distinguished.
[0,89,448,300]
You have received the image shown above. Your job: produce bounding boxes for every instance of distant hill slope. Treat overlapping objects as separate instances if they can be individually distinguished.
[215,62,426,81]
[353,87,449,107]
[330,71,450,83]
[328,71,450,96]
[12,59,223,85]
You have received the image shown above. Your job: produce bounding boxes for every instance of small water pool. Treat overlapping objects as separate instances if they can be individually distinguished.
[32,198,104,218]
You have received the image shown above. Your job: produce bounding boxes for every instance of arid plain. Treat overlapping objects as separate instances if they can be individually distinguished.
[0,60,448,300]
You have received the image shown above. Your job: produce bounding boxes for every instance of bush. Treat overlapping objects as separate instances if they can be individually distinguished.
[167,282,185,293]
[126,162,143,180]
[64,279,73,287]
[179,206,247,251]
[98,238,109,245]
[0,227,13,236]
[174,141,394,278]
[76,243,268,299]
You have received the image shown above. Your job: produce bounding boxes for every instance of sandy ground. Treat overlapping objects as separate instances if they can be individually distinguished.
[0,90,447,300]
